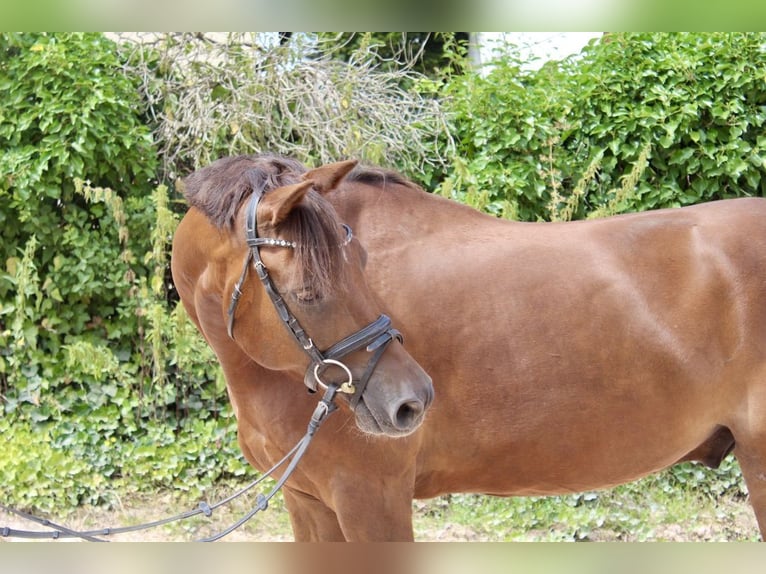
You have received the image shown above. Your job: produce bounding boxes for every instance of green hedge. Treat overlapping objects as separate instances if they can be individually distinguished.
[442,32,766,221]
[1,32,157,405]
[0,33,244,511]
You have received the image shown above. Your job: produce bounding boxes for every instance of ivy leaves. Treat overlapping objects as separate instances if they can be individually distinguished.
[0,34,231,511]
[442,32,766,221]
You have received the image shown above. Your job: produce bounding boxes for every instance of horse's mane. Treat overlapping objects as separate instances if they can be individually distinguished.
[346,165,422,192]
[180,153,346,296]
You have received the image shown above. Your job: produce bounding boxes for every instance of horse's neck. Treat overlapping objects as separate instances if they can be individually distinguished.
[336,182,503,242]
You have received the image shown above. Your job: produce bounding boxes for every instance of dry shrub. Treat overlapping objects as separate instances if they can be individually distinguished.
[113,33,452,180]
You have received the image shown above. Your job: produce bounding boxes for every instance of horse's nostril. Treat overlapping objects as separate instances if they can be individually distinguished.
[394,400,424,430]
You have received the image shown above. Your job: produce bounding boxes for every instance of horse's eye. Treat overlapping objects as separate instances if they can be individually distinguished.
[295,286,322,305]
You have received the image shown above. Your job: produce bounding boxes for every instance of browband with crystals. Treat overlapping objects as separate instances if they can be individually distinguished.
[245,223,353,251]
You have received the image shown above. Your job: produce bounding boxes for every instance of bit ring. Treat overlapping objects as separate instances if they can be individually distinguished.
[314,359,355,394]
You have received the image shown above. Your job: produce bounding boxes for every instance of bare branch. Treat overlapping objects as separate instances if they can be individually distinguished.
[114,33,452,182]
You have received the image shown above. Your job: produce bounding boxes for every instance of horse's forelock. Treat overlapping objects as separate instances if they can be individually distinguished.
[181,154,308,230]
[280,190,348,298]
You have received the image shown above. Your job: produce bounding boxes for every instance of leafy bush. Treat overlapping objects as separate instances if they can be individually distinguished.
[441,32,766,221]
[0,410,251,513]
[0,33,241,511]
[0,32,157,409]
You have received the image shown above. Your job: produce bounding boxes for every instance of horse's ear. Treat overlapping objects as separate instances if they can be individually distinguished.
[258,180,314,227]
[301,159,358,194]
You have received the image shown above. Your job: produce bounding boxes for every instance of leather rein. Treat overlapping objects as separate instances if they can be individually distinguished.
[1,384,341,542]
[226,187,403,408]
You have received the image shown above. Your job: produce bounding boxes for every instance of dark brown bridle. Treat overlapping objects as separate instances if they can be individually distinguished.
[226,187,403,408]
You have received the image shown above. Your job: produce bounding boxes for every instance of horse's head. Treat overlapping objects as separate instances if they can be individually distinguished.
[180,155,433,437]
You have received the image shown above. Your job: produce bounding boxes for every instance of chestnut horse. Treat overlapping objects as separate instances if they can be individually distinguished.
[173,154,766,541]
[170,157,434,483]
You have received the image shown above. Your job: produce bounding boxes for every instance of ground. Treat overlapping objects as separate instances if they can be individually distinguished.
[1,487,760,542]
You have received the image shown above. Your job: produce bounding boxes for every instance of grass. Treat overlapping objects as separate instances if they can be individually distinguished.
[413,479,760,542]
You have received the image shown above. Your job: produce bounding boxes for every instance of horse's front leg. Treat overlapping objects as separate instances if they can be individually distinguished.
[282,486,346,541]
[282,483,415,541]
[332,479,415,541]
